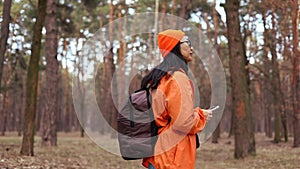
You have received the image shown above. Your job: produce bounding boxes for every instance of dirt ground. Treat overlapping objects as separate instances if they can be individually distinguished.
[0,132,299,169]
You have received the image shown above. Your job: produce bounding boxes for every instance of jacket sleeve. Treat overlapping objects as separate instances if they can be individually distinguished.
[163,71,206,135]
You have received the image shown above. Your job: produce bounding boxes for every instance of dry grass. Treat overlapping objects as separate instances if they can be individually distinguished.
[0,132,299,169]
[197,133,300,169]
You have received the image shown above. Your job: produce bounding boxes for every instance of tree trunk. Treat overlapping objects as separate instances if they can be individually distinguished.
[75,38,86,137]
[212,123,220,143]
[211,0,221,143]
[41,0,58,146]
[268,7,283,143]
[1,90,8,136]
[35,72,43,133]
[179,0,188,20]
[20,0,47,156]
[171,0,177,29]
[280,32,290,142]
[18,61,26,136]
[107,0,118,138]
[9,85,15,132]
[18,74,26,136]
[0,0,12,137]
[64,64,70,132]
[0,0,12,90]
[224,0,256,159]
[99,1,115,136]
[61,38,70,132]
[99,53,107,134]
[56,63,63,132]
[261,12,273,138]
[291,0,300,148]
[78,76,85,138]
[160,1,167,31]
[106,48,117,138]
[116,1,123,131]
[270,47,282,143]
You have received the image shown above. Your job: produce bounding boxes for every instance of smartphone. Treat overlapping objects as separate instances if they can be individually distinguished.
[209,105,220,111]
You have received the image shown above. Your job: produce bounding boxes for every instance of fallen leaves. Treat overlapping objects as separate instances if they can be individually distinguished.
[0,132,299,169]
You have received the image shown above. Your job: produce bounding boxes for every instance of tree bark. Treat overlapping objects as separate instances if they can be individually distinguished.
[35,72,43,133]
[18,73,26,136]
[160,1,167,31]
[116,2,123,131]
[179,0,188,19]
[211,0,221,143]
[261,13,273,138]
[74,37,86,137]
[41,0,59,146]
[107,0,118,138]
[64,63,70,132]
[1,90,8,136]
[269,7,284,143]
[0,0,12,137]
[291,0,300,148]
[20,0,47,156]
[56,63,63,132]
[224,0,256,159]
[0,0,12,90]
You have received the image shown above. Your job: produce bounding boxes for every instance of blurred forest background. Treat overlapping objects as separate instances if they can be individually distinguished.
[0,0,300,168]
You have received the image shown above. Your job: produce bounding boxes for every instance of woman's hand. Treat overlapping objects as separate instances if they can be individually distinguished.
[202,109,213,121]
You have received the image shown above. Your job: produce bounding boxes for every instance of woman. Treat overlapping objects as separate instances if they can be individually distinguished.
[141,29,212,169]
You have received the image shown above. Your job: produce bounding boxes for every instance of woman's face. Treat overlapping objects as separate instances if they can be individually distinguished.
[179,36,193,62]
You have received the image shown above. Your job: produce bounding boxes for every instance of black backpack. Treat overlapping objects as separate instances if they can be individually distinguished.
[117,87,158,160]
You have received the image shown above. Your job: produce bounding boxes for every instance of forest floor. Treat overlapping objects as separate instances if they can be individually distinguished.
[0,132,299,169]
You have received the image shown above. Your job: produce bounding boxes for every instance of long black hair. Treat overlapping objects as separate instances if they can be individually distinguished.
[141,42,188,89]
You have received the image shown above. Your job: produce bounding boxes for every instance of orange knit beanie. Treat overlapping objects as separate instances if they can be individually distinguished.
[158,29,185,57]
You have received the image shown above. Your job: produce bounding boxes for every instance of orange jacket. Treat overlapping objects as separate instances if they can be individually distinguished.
[142,71,206,169]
